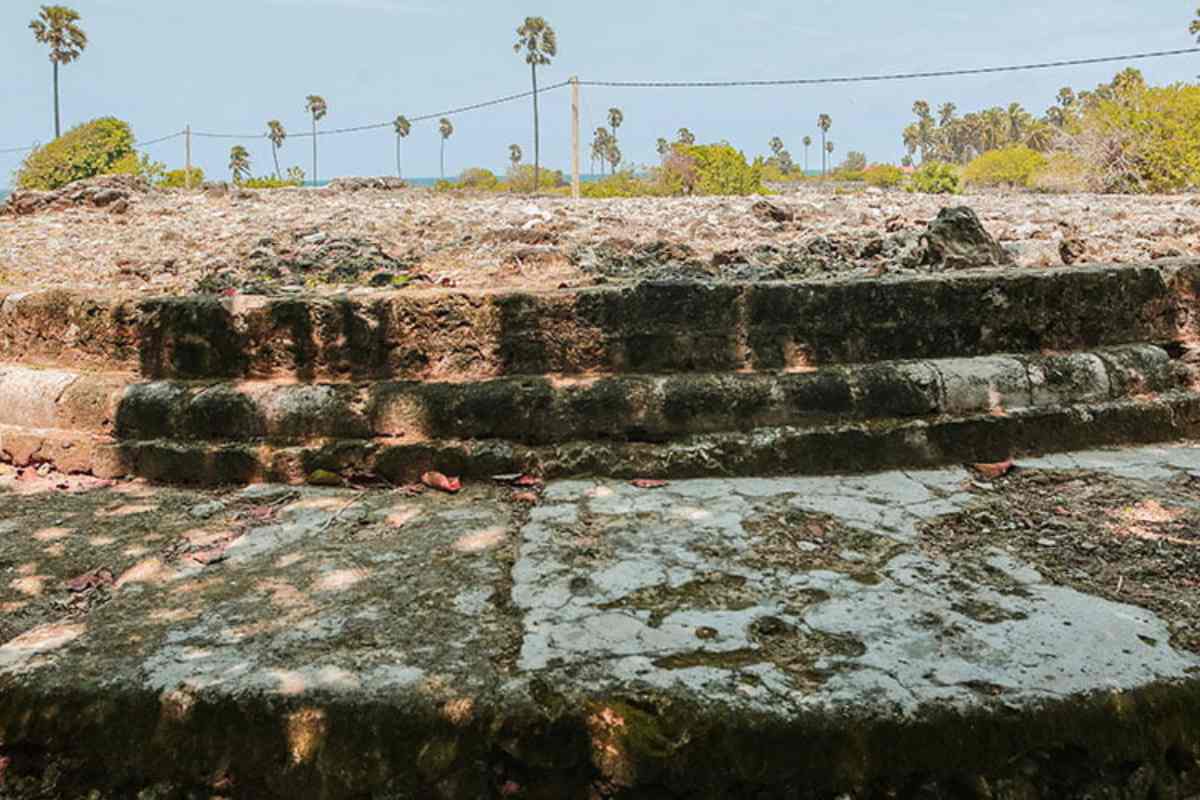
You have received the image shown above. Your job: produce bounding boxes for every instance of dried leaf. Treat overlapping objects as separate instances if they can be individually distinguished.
[421,471,462,494]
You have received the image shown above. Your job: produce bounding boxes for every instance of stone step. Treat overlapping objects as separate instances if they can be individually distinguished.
[0,345,1181,444]
[2,260,1197,380]
[6,391,1199,485]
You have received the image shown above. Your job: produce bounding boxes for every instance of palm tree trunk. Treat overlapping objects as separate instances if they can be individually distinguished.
[53,61,60,139]
[820,133,826,176]
[531,62,540,195]
[440,139,445,180]
[272,144,281,181]
[396,137,402,179]
[311,118,318,187]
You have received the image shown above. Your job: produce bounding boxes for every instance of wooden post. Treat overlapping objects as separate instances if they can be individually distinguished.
[184,125,192,189]
[571,77,581,201]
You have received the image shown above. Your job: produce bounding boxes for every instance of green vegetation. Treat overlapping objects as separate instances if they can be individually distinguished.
[962,145,1046,188]
[393,115,411,179]
[16,116,135,190]
[666,143,765,196]
[438,117,454,179]
[817,114,832,175]
[305,94,327,185]
[266,120,286,180]
[908,161,961,195]
[157,166,204,188]
[1028,152,1088,194]
[242,174,303,189]
[863,164,904,188]
[514,16,557,192]
[229,145,251,184]
[30,5,87,139]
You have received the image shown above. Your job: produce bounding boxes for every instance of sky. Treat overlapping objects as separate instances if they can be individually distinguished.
[1,0,1197,184]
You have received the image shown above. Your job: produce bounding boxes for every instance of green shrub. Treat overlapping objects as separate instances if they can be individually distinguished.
[242,175,303,189]
[962,146,1047,188]
[761,162,806,183]
[506,164,567,192]
[908,161,961,194]
[675,143,766,196]
[581,170,664,198]
[829,168,865,182]
[863,164,905,188]
[157,167,205,188]
[841,151,868,172]
[1029,152,1089,193]
[15,117,137,190]
[457,167,500,190]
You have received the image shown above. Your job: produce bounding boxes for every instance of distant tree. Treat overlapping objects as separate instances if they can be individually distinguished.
[817,114,832,175]
[1006,102,1031,143]
[1191,7,1200,38]
[509,143,522,170]
[29,5,87,139]
[514,16,557,194]
[228,145,251,184]
[802,135,812,173]
[392,115,411,178]
[438,117,454,179]
[606,141,622,173]
[608,108,624,146]
[676,127,696,145]
[900,154,914,168]
[305,95,327,186]
[769,137,784,157]
[842,150,867,172]
[938,102,957,127]
[912,101,936,162]
[591,127,612,175]
[266,120,286,180]
[656,137,670,157]
[825,140,835,166]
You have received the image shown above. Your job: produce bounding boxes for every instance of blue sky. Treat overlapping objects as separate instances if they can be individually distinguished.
[1,0,1196,183]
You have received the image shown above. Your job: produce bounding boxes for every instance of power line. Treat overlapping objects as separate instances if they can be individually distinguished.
[578,47,1200,88]
[135,131,186,147]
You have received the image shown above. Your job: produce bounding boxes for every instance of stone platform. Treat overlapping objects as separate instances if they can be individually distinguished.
[4,261,1200,484]
[0,445,1198,798]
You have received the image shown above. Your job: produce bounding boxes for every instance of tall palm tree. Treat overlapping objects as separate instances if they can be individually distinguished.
[676,127,695,145]
[438,117,454,179]
[514,17,557,194]
[817,114,832,175]
[606,142,622,174]
[802,135,812,173]
[392,115,411,178]
[305,95,327,186]
[1006,102,1029,145]
[937,102,957,127]
[509,143,522,170]
[591,127,611,175]
[267,121,286,181]
[825,140,835,168]
[29,5,87,139]
[656,137,670,158]
[229,146,251,184]
[769,136,784,156]
[607,107,624,148]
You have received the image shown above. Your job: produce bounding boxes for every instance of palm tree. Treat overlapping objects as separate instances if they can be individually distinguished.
[802,135,812,173]
[509,143,522,170]
[817,114,832,175]
[607,107,624,148]
[676,127,695,145]
[656,137,670,158]
[606,141,622,174]
[438,117,454,179]
[266,121,286,180]
[29,6,87,139]
[1006,102,1029,145]
[229,146,251,185]
[514,17,557,195]
[938,102,957,127]
[392,115,411,178]
[825,140,835,168]
[591,127,611,175]
[305,95,327,186]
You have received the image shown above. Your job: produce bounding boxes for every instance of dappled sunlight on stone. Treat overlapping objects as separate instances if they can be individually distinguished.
[97,503,158,518]
[32,527,71,542]
[314,568,369,593]
[441,697,475,726]
[256,579,317,615]
[159,686,198,723]
[586,485,615,499]
[149,607,200,624]
[88,535,115,547]
[386,505,421,528]
[269,669,308,697]
[183,528,233,548]
[670,506,711,522]
[285,707,328,765]
[274,553,306,569]
[116,558,173,589]
[10,575,46,597]
[0,601,28,613]
[286,497,347,513]
[0,622,85,658]
[453,526,507,554]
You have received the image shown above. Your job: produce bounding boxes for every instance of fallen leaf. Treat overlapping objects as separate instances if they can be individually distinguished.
[66,567,114,593]
[631,479,669,489]
[971,460,1014,480]
[422,471,462,494]
[513,474,544,488]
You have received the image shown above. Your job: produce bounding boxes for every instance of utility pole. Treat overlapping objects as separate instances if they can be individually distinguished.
[184,125,192,189]
[570,76,581,201]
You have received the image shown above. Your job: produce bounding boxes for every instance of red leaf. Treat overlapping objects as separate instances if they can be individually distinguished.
[421,471,462,494]
[513,474,543,488]
[630,479,669,489]
[66,567,115,593]
[972,460,1014,480]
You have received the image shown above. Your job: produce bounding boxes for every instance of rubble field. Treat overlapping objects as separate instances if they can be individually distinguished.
[3,177,1199,295]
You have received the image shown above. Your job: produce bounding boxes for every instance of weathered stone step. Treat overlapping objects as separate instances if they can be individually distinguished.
[0,345,1179,447]
[2,260,1197,380]
[6,392,1199,485]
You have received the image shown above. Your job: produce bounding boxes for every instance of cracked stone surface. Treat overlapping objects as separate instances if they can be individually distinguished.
[0,446,1198,797]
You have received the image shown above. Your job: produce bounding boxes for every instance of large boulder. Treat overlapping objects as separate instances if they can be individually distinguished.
[915,206,1015,271]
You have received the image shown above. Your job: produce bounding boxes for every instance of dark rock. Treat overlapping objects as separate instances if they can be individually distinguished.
[917,206,1015,271]
[1060,237,1088,266]
[751,200,793,223]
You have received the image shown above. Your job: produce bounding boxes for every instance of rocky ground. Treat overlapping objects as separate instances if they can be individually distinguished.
[2,177,1199,295]
[0,446,1198,797]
